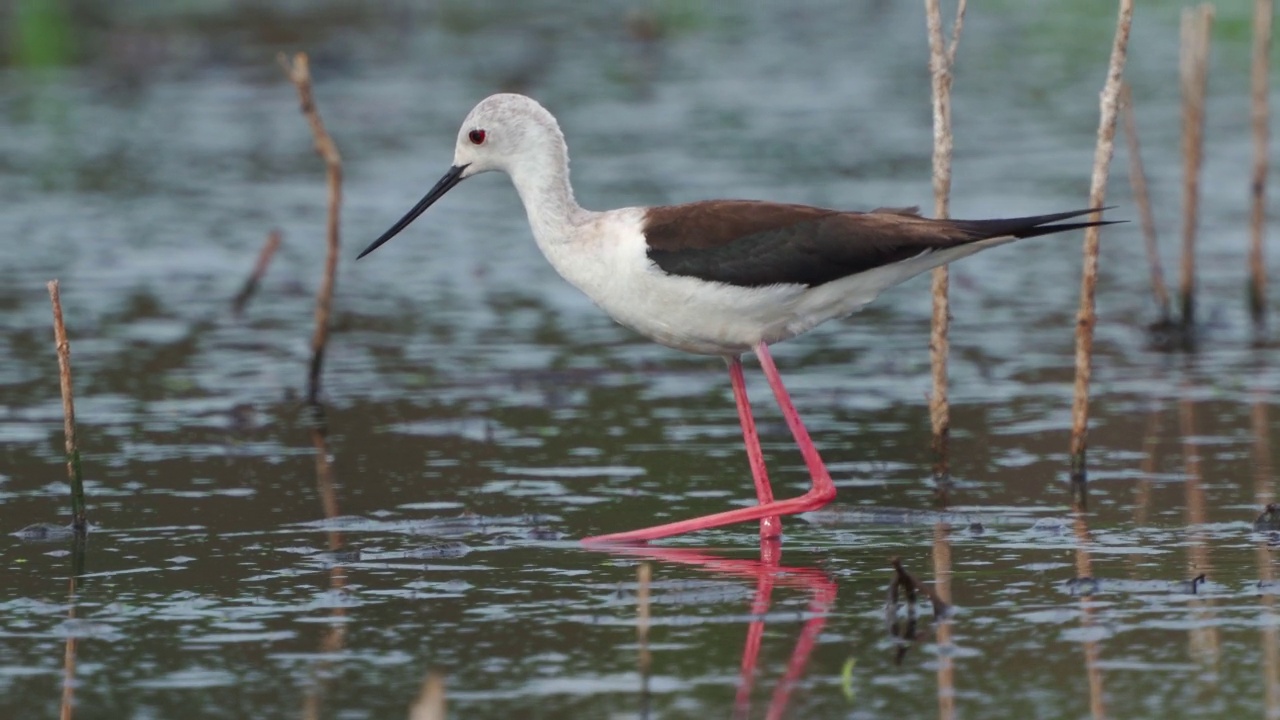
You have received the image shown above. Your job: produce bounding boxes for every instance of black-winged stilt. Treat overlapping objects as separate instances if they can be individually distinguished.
[358,93,1114,544]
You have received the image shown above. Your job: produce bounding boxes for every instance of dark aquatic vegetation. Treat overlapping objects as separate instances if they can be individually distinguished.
[1255,503,1280,531]
[883,557,950,665]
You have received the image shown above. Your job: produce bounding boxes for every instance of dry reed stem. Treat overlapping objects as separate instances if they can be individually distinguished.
[1179,391,1221,672]
[1070,512,1107,720]
[59,574,78,720]
[408,673,447,720]
[637,562,652,677]
[1179,393,1208,570]
[1068,0,1133,482]
[232,229,283,316]
[932,521,954,720]
[312,426,342,541]
[1126,406,1161,577]
[280,52,343,405]
[1131,405,1162,530]
[1251,0,1273,328]
[1252,395,1280,714]
[923,0,967,481]
[1179,5,1214,328]
[1255,395,1275,509]
[1120,83,1171,322]
[47,280,86,534]
[301,424,348,720]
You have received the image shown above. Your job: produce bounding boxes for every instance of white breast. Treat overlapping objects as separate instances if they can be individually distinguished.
[529,209,798,355]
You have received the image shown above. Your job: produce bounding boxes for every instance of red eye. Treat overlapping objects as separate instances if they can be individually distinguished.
[468,129,486,145]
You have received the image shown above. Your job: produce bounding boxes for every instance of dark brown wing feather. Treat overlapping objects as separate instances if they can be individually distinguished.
[643,200,1114,288]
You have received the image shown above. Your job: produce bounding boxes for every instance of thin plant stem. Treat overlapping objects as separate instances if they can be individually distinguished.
[932,521,955,720]
[281,52,343,405]
[408,673,447,720]
[1178,4,1214,328]
[1179,389,1221,672]
[1071,512,1108,720]
[1250,0,1272,329]
[637,561,652,699]
[59,573,78,720]
[923,0,967,482]
[1252,393,1280,715]
[1069,0,1133,482]
[232,228,283,316]
[47,280,86,534]
[1119,83,1171,323]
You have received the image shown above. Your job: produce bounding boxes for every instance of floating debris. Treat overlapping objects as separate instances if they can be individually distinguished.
[803,505,1049,529]
[1063,573,1209,596]
[602,579,755,608]
[312,550,362,567]
[522,528,566,542]
[404,542,471,560]
[13,523,78,542]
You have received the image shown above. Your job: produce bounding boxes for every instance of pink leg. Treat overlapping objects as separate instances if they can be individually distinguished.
[728,356,782,539]
[582,343,836,544]
[754,343,831,489]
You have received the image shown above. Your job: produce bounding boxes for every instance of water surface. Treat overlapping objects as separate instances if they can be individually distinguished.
[1,1,1278,718]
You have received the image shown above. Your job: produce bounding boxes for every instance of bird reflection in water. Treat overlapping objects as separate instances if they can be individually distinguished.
[593,539,836,720]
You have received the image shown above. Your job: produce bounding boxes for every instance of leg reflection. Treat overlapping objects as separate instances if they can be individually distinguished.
[593,538,836,720]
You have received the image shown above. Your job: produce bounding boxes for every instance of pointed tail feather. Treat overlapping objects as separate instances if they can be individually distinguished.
[953,207,1122,241]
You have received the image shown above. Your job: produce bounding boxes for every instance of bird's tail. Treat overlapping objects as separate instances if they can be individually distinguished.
[952,207,1121,240]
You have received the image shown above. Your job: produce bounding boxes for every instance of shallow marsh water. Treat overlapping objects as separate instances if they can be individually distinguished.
[2,1,1279,718]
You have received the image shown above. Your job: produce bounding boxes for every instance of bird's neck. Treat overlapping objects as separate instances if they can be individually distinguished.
[508,145,587,247]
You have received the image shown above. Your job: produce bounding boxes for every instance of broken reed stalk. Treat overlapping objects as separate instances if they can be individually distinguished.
[923,0,967,481]
[1119,83,1172,323]
[1250,0,1273,329]
[1068,0,1133,483]
[47,280,86,535]
[280,52,343,405]
[232,228,283,316]
[1178,4,1214,329]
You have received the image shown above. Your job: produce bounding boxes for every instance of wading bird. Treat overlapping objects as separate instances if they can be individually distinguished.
[359,94,1112,544]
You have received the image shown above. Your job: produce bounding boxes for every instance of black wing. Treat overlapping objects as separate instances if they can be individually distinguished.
[644,201,1113,288]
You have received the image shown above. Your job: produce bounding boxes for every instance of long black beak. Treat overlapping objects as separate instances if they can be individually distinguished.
[357,164,469,259]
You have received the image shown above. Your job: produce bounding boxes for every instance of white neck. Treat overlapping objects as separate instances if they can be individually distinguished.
[507,136,590,249]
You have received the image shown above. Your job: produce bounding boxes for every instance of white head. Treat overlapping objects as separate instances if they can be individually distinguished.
[357,93,572,259]
[453,94,568,180]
